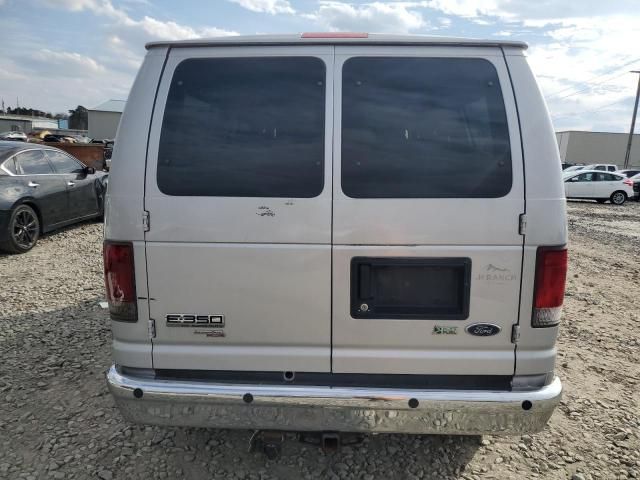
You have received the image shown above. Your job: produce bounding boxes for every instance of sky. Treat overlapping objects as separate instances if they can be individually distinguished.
[0,0,639,132]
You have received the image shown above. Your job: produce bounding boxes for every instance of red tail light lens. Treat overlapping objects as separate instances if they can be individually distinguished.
[623,178,633,187]
[532,247,568,327]
[103,241,137,322]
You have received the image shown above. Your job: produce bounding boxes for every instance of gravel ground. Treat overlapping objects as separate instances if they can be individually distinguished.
[1,201,639,480]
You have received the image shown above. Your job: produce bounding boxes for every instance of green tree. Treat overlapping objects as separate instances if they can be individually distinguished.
[68,105,88,130]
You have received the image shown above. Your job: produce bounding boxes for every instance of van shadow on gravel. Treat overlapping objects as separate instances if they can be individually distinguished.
[0,296,481,480]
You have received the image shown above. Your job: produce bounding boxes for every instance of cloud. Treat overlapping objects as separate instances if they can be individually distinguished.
[423,0,506,19]
[36,0,237,44]
[38,0,100,11]
[308,1,426,33]
[2,0,238,113]
[0,67,27,82]
[27,49,105,77]
[524,14,640,131]
[119,15,237,43]
[33,0,237,71]
[228,0,294,15]
[423,0,638,22]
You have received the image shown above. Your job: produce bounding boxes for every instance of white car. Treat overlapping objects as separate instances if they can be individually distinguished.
[617,168,640,178]
[104,33,566,443]
[0,131,28,142]
[583,163,618,172]
[562,165,584,174]
[564,170,634,204]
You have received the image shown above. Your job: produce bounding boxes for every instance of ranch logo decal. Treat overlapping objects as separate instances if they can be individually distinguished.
[465,323,501,337]
[432,326,458,335]
[477,264,517,283]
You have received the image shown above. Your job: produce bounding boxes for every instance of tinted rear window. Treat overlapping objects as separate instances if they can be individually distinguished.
[341,57,512,198]
[157,57,326,197]
[15,150,54,175]
[2,157,16,174]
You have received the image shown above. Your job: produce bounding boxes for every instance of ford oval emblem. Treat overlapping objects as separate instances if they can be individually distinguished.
[466,323,501,337]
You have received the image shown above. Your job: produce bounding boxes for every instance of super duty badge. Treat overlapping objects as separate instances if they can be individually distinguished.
[166,314,225,327]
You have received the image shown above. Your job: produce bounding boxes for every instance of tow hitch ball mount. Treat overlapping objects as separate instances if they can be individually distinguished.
[249,431,365,459]
[248,431,285,460]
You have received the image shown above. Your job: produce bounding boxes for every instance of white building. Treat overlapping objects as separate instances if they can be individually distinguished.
[88,99,126,140]
[0,114,58,133]
[556,130,640,168]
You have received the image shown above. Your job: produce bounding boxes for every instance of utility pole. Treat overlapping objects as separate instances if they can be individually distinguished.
[623,71,640,169]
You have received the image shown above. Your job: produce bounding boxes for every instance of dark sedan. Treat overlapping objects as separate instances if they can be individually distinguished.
[0,141,108,253]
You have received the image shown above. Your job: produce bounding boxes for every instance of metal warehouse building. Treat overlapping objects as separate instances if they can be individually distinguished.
[0,114,59,133]
[88,99,125,140]
[556,130,640,168]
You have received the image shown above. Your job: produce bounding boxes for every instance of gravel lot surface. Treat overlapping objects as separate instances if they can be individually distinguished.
[1,201,639,480]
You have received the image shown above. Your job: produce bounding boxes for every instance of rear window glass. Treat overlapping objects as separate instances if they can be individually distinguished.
[2,157,17,174]
[341,57,512,198]
[576,173,595,181]
[595,173,620,181]
[15,150,54,175]
[157,57,326,197]
[47,151,83,174]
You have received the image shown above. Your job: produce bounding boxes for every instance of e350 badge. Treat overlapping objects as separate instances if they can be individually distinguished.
[166,313,225,327]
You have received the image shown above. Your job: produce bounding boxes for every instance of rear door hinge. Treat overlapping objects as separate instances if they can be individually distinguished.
[148,319,156,339]
[518,214,527,235]
[142,210,150,232]
[511,324,520,344]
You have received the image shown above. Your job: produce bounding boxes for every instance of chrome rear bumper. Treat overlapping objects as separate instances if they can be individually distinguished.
[106,365,561,435]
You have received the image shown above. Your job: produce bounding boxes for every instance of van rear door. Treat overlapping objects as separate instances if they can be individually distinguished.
[144,47,333,372]
[332,46,524,375]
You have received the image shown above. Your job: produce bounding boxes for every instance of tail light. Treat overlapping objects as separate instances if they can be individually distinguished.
[623,178,633,187]
[103,241,137,322]
[532,247,568,328]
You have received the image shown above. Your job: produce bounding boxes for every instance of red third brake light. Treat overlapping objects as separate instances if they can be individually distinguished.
[103,241,137,322]
[532,247,568,327]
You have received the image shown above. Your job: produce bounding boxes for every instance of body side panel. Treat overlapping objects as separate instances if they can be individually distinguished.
[505,54,567,376]
[105,50,167,369]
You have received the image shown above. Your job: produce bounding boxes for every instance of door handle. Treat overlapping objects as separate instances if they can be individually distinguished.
[28,181,39,188]
[67,181,76,187]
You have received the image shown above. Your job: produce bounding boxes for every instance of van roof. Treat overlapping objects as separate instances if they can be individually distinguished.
[146,33,528,50]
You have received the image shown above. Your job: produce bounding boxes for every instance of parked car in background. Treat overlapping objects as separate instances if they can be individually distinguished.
[70,135,92,144]
[92,139,115,170]
[564,170,634,205]
[43,133,78,143]
[617,169,640,178]
[0,131,28,142]
[630,173,640,200]
[562,165,585,174]
[0,141,108,253]
[583,163,618,172]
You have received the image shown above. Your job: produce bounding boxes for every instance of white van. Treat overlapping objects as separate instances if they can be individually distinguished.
[105,34,567,440]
